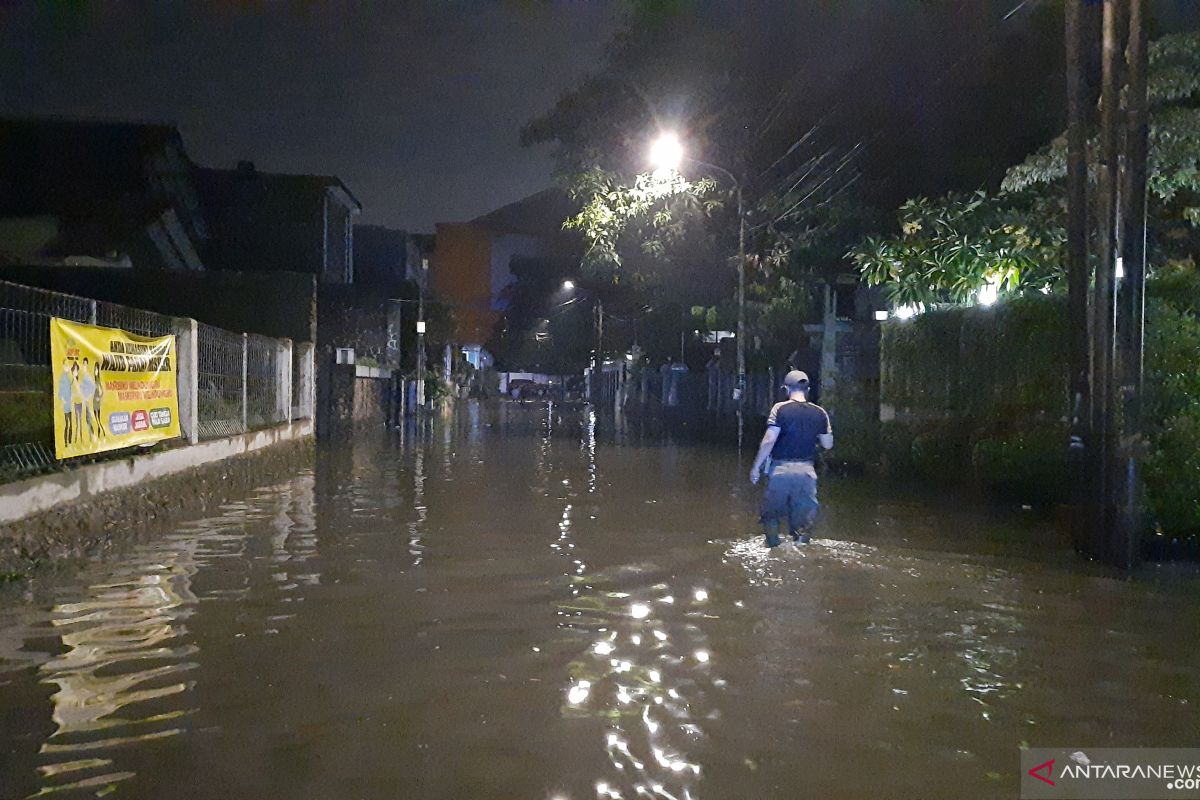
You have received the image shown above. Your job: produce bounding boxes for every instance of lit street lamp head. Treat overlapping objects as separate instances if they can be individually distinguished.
[562,280,575,291]
[649,132,684,173]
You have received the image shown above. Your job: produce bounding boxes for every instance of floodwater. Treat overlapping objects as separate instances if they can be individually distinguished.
[1,403,1198,800]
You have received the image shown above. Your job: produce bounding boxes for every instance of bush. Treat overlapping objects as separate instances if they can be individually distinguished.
[825,381,883,470]
[1143,411,1200,537]
[910,422,971,484]
[1143,298,1200,537]
[879,419,917,472]
[970,423,1071,504]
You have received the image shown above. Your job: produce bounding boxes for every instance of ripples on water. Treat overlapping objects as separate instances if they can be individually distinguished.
[0,403,1198,800]
[0,477,318,798]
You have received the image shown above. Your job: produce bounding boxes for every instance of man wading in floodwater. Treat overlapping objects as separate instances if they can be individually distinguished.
[749,370,833,548]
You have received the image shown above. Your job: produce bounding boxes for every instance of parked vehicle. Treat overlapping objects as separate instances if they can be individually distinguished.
[508,379,548,399]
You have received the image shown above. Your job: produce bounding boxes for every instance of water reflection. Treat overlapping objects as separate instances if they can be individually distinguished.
[557,572,716,800]
[4,474,317,799]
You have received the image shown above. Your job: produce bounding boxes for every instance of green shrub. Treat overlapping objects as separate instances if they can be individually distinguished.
[1142,298,1200,537]
[1143,411,1200,537]
[911,422,971,483]
[1144,299,1200,424]
[881,308,964,414]
[971,423,1071,504]
[879,419,918,472]
[825,394,879,469]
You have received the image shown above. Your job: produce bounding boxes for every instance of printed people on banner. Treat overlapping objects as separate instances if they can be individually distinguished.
[81,357,96,444]
[58,358,74,446]
[70,360,85,446]
[92,361,106,441]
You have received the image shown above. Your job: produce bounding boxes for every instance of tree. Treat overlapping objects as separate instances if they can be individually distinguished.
[857,30,1200,306]
[526,0,1070,331]
[852,189,1068,305]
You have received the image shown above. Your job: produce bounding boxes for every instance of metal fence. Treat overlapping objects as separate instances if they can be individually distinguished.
[1,279,310,484]
[197,323,246,441]
[246,333,284,430]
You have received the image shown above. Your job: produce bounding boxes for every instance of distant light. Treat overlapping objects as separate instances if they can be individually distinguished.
[694,650,710,663]
[416,320,427,334]
[1115,257,1125,280]
[626,353,635,361]
[894,305,918,321]
[978,283,998,307]
[562,280,575,291]
[693,588,708,602]
[874,310,889,322]
[1040,285,1051,295]
[649,132,684,172]
[630,603,651,619]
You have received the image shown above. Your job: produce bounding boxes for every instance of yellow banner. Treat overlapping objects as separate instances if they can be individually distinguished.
[50,318,181,460]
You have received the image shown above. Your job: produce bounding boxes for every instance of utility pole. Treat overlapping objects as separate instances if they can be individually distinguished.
[1065,0,1145,568]
[1066,0,1091,447]
[1117,0,1149,569]
[735,183,746,448]
[416,285,426,413]
[1093,0,1125,563]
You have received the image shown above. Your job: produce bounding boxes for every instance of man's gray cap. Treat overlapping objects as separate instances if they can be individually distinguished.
[782,370,810,388]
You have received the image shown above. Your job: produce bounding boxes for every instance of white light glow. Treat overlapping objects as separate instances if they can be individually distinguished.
[693,588,708,602]
[568,681,591,705]
[978,282,999,307]
[874,309,889,321]
[694,650,710,663]
[563,280,576,291]
[594,641,615,656]
[649,133,684,172]
[894,304,919,320]
[1116,257,1125,279]
[630,603,651,619]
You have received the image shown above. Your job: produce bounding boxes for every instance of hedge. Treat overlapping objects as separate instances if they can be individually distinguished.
[879,288,1200,537]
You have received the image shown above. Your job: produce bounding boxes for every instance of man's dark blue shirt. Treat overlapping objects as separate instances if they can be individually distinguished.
[766,400,831,462]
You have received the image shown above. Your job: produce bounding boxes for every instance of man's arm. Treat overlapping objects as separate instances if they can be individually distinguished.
[750,427,779,484]
[818,407,833,451]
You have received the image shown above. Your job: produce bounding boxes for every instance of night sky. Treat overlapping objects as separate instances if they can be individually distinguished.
[0,1,624,231]
[2,1,1195,234]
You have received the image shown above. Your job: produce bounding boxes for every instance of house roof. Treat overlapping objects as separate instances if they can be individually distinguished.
[0,116,183,223]
[470,187,578,239]
[0,116,197,263]
[194,164,362,215]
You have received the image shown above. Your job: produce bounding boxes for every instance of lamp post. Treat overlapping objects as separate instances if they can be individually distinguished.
[561,279,602,400]
[650,133,747,438]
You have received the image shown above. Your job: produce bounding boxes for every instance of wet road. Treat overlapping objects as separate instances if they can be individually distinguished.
[1,402,1198,799]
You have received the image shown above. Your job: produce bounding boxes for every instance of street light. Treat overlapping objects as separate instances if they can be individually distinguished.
[649,133,684,174]
[649,132,747,415]
[562,279,575,291]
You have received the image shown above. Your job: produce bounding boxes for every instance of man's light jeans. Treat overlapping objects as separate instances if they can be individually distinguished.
[760,460,819,547]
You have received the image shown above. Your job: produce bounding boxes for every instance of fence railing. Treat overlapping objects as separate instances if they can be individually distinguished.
[0,280,312,484]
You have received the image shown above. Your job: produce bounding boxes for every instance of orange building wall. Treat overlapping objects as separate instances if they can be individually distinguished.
[432,223,499,345]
